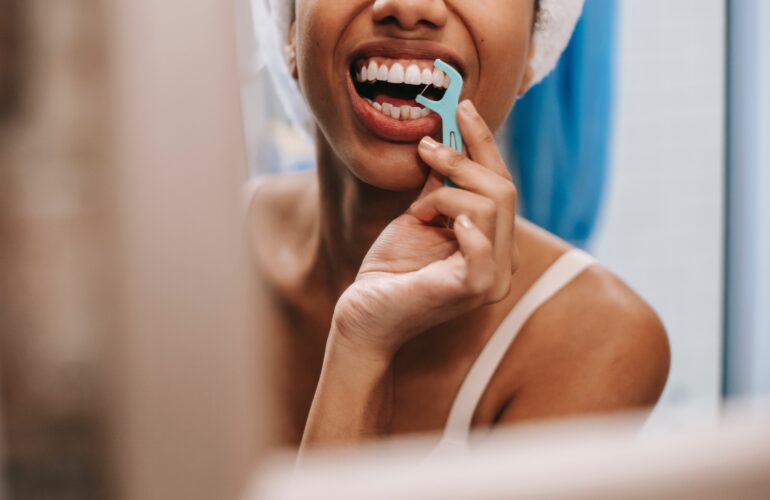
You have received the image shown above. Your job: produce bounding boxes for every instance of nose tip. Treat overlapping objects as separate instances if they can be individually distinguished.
[372,0,448,31]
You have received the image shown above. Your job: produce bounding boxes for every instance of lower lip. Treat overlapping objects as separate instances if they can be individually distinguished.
[347,73,441,143]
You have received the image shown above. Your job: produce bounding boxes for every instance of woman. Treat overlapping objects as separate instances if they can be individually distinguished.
[248,0,670,452]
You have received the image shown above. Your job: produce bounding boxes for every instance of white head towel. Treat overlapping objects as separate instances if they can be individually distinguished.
[252,0,585,140]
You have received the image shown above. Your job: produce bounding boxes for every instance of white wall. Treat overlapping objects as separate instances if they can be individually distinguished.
[593,0,725,426]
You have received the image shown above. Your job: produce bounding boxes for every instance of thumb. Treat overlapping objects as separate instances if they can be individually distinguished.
[417,168,444,200]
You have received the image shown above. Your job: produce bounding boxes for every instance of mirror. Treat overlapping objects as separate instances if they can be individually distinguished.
[239,0,724,452]
[3,0,768,498]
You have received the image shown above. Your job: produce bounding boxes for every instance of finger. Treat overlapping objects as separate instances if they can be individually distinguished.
[409,187,497,241]
[418,137,517,295]
[418,137,503,194]
[457,100,511,180]
[416,167,444,200]
[454,214,495,296]
[418,137,517,215]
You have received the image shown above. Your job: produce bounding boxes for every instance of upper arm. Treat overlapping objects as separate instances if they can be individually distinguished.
[497,266,671,424]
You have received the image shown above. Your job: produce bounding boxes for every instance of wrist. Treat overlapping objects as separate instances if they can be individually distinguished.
[301,324,396,447]
[327,321,395,372]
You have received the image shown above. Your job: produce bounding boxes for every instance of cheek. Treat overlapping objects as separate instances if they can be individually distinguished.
[295,3,341,121]
[470,2,534,130]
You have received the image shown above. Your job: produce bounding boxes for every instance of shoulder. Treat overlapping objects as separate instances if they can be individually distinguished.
[494,223,670,422]
[556,264,671,405]
[245,171,318,283]
[245,171,316,225]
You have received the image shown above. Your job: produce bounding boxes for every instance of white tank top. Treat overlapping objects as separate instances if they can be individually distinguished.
[432,247,596,455]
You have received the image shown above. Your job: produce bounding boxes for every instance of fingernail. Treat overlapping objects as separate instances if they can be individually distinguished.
[460,100,477,116]
[456,214,472,229]
[420,136,439,150]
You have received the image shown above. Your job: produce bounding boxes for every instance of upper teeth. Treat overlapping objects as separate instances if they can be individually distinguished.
[357,60,451,89]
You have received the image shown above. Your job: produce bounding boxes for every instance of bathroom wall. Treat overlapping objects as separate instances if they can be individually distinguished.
[592,0,726,426]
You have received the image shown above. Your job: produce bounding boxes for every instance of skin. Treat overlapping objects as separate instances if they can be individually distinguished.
[249,0,671,451]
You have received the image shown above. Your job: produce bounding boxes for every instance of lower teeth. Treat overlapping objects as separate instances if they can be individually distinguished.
[366,98,429,120]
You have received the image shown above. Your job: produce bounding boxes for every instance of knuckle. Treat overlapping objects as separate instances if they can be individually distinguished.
[467,267,495,296]
[445,150,464,171]
[477,197,497,219]
[480,131,496,145]
[487,278,512,303]
[497,183,517,207]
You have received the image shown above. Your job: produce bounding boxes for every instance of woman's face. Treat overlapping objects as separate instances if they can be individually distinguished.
[291,0,536,190]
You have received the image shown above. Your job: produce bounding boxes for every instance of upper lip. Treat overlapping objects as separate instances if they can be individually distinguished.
[347,39,467,78]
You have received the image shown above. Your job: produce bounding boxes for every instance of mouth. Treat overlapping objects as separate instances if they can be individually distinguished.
[346,44,465,143]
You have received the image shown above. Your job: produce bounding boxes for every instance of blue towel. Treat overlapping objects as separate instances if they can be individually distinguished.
[508,0,617,248]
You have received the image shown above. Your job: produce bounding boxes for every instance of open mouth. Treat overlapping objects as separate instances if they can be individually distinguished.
[351,57,449,120]
[347,55,459,142]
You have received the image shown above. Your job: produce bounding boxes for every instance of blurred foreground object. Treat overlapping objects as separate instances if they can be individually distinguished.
[249,402,770,500]
[0,0,112,496]
[1,0,265,498]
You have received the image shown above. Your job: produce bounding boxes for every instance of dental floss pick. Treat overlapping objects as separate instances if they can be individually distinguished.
[416,59,464,188]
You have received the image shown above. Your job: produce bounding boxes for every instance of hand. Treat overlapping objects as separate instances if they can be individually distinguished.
[332,100,520,358]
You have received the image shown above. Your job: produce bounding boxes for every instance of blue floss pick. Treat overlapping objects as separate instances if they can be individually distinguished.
[416,59,464,187]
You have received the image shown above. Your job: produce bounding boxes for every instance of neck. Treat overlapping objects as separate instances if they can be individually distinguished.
[313,135,420,295]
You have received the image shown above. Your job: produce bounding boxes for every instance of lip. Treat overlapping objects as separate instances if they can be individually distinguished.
[347,73,441,143]
[345,39,465,143]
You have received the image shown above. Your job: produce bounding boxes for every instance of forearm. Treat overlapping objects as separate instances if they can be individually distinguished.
[299,329,394,452]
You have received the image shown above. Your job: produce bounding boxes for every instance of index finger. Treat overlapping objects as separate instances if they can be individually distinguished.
[457,100,512,181]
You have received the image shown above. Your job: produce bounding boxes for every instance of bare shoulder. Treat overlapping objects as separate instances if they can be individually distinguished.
[554,263,671,406]
[245,171,318,283]
[246,171,316,231]
[494,221,671,422]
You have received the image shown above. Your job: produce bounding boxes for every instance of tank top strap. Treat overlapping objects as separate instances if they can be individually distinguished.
[439,247,597,444]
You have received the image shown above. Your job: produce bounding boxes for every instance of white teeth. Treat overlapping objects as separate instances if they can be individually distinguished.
[358,60,457,90]
[432,68,444,87]
[367,61,378,82]
[376,64,389,81]
[366,98,429,121]
[421,68,433,85]
[405,64,421,85]
[388,63,405,84]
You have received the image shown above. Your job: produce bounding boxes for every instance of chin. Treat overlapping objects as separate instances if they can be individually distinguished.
[346,148,429,191]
